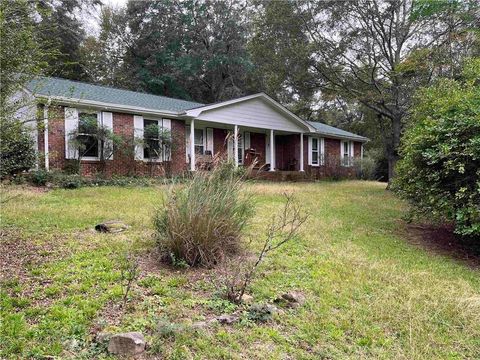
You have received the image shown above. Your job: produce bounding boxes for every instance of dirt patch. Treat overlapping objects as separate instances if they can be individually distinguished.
[0,228,65,305]
[403,222,480,268]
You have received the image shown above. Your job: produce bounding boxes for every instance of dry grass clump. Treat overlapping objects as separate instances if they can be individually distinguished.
[153,161,253,267]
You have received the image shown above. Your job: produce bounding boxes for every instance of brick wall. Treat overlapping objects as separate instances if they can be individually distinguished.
[39,109,187,177]
[39,107,363,179]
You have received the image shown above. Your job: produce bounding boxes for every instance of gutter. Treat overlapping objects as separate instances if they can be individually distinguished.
[34,95,183,118]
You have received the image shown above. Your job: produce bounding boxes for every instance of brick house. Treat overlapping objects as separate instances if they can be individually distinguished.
[25,77,368,178]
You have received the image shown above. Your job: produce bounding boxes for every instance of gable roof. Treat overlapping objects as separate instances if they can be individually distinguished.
[186,93,316,132]
[26,76,203,113]
[307,121,368,142]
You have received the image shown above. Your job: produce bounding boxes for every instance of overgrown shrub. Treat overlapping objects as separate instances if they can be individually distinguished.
[0,120,36,178]
[25,170,180,189]
[153,161,253,267]
[394,59,480,237]
[353,157,377,180]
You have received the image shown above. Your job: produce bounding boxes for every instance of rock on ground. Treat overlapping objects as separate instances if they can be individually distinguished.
[277,291,306,308]
[107,332,146,356]
[95,220,129,233]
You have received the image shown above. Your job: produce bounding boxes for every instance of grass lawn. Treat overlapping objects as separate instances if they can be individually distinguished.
[1,181,479,359]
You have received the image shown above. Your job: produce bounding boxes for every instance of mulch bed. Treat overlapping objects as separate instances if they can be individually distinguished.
[404,222,480,268]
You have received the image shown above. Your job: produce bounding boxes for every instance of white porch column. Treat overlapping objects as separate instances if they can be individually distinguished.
[269,129,275,171]
[299,133,304,172]
[190,119,195,171]
[234,125,239,168]
[44,105,49,171]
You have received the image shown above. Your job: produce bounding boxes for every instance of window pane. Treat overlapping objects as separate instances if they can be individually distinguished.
[312,152,318,164]
[312,138,318,150]
[78,134,98,157]
[194,129,203,145]
[195,145,204,154]
[78,112,97,134]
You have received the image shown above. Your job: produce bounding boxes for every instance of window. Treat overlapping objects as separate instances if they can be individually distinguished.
[194,128,204,154]
[311,138,319,165]
[309,137,324,166]
[143,119,161,159]
[78,112,99,158]
[237,133,244,165]
[341,141,352,166]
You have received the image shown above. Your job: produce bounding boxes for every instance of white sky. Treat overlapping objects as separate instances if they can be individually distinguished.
[82,0,129,36]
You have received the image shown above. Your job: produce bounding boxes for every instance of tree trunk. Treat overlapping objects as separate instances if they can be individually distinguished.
[387,115,402,188]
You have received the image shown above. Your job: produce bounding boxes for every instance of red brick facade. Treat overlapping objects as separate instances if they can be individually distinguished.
[39,107,363,179]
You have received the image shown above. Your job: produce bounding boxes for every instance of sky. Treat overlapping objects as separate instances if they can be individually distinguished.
[82,0,129,36]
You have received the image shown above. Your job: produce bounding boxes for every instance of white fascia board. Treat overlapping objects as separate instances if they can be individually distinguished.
[307,131,369,143]
[186,93,315,132]
[33,95,183,118]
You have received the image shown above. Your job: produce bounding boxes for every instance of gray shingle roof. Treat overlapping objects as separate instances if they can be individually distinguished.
[26,76,204,112]
[307,121,368,142]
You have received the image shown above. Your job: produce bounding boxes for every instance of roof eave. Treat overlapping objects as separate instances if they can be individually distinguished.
[33,94,184,117]
[308,131,369,142]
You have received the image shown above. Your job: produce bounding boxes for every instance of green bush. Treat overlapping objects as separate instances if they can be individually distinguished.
[153,161,253,267]
[0,120,36,178]
[394,59,480,237]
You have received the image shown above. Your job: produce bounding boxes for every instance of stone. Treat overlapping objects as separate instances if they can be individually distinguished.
[241,294,254,304]
[107,332,146,356]
[216,314,239,325]
[276,291,306,308]
[95,220,129,233]
[247,303,278,322]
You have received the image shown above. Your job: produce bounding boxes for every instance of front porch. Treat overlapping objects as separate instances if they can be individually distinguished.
[185,119,306,173]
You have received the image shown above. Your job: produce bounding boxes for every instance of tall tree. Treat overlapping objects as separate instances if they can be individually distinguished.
[36,0,100,80]
[123,0,253,103]
[251,0,479,181]
[0,0,52,176]
[80,5,130,86]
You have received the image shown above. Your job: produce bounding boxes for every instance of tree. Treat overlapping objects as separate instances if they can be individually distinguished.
[251,0,479,181]
[393,58,480,237]
[0,0,51,177]
[123,0,253,103]
[80,5,131,86]
[36,0,100,80]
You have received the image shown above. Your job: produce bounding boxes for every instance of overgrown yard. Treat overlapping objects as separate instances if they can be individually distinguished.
[1,181,479,359]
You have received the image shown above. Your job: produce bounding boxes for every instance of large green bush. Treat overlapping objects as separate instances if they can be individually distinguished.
[394,59,480,237]
[153,161,253,267]
[0,120,36,178]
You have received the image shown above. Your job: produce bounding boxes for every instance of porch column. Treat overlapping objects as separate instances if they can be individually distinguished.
[44,105,49,171]
[299,133,304,172]
[190,119,195,171]
[234,124,239,168]
[269,129,275,171]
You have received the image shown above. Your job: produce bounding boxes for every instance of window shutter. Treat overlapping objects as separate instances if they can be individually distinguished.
[350,141,354,158]
[320,138,325,165]
[102,112,114,160]
[65,107,79,159]
[307,137,312,165]
[162,119,172,161]
[206,128,214,154]
[133,115,144,160]
[244,131,250,150]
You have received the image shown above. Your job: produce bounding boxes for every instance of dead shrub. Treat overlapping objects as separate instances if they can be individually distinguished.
[215,193,308,304]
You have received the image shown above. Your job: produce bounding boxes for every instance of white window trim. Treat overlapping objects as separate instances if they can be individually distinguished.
[308,136,324,166]
[186,126,206,161]
[340,140,354,167]
[77,110,101,161]
[142,118,172,163]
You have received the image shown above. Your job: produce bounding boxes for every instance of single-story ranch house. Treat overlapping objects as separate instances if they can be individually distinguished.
[24,77,368,178]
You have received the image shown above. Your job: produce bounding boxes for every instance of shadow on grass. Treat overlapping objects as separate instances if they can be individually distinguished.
[405,223,480,268]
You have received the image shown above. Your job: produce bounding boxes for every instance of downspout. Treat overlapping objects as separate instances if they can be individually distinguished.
[44,98,51,171]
